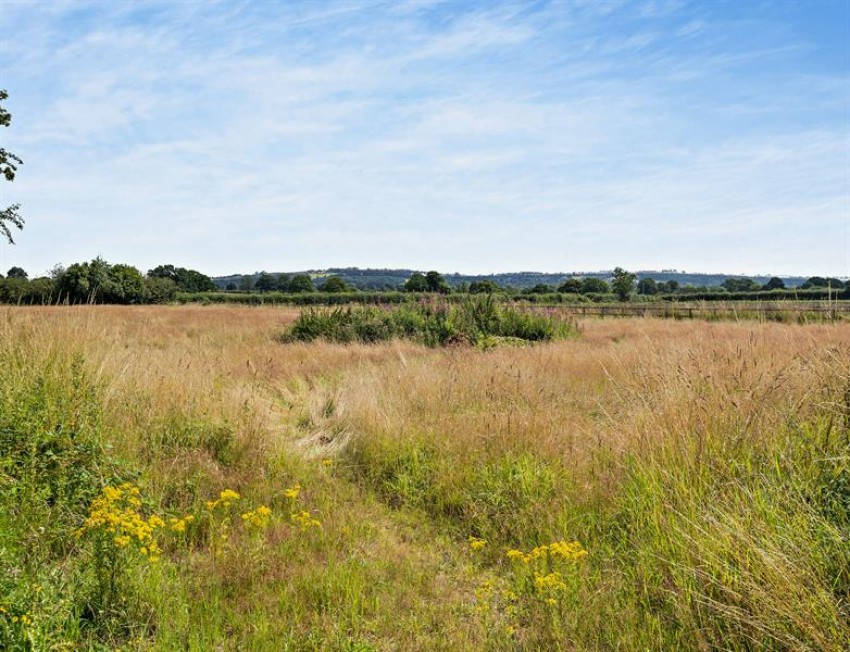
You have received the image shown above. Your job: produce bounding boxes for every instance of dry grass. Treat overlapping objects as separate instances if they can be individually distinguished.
[1,305,848,650]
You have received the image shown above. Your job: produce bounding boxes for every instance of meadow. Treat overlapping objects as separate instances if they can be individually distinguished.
[0,305,848,651]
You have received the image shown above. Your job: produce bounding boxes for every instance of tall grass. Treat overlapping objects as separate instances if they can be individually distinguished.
[1,306,848,650]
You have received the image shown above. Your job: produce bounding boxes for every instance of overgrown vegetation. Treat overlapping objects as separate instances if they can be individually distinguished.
[278,297,577,346]
[1,306,848,650]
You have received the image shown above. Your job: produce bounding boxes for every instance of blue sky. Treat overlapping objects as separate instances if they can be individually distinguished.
[0,0,848,277]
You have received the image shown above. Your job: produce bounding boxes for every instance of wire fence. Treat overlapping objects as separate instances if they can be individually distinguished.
[558,301,850,322]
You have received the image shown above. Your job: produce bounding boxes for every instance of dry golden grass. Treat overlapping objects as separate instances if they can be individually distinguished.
[1,304,848,650]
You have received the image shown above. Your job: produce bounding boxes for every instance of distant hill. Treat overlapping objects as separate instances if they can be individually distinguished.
[213,268,813,291]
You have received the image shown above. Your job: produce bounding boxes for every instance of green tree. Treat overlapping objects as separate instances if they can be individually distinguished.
[181,269,216,293]
[254,272,277,293]
[425,271,450,294]
[147,264,215,292]
[611,267,636,301]
[239,275,255,292]
[56,258,147,304]
[636,277,658,295]
[25,277,55,303]
[0,276,28,303]
[659,280,679,294]
[580,277,609,294]
[275,274,291,292]
[404,272,428,292]
[288,274,314,293]
[557,278,582,294]
[469,280,501,294]
[105,264,148,303]
[525,283,552,295]
[800,276,826,289]
[1,90,24,244]
[144,277,178,304]
[319,276,349,293]
[6,266,27,279]
[56,263,93,303]
[800,276,844,290]
[721,278,760,293]
[761,277,785,291]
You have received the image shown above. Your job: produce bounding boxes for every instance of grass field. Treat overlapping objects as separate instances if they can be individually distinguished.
[1,305,848,650]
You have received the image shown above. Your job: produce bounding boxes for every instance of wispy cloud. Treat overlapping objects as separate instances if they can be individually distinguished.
[0,0,847,277]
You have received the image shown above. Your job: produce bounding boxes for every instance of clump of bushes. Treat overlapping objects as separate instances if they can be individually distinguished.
[277,297,577,346]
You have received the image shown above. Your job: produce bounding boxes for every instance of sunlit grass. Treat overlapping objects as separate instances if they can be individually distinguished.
[1,305,848,650]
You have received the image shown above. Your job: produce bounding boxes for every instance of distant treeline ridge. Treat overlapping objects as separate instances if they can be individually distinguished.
[0,259,847,305]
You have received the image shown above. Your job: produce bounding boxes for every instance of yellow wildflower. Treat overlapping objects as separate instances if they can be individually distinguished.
[468,535,487,551]
[79,484,164,561]
[283,484,301,500]
[206,489,241,511]
[506,549,528,563]
[534,572,567,592]
[219,489,240,502]
[291,509,320,529]
[547,540,588,561]
[241,505,272,530]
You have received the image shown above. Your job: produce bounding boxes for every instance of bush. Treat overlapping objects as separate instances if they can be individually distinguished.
[277,297,578,346]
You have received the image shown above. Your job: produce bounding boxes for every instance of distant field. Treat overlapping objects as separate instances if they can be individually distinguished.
[1,305,848,650]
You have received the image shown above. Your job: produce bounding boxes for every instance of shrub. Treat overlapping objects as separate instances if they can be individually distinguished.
[277,297,577,346]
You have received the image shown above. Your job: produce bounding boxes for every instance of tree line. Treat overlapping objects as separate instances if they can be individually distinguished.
[212,267,849,303]
[1,261,847,306]
[0,259,217,304]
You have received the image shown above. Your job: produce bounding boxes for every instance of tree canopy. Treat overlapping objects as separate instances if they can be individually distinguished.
[557,278,582,294]
[761,277,785,291]
[319,276,349,293]
[288,274,315,293]
[525,283,553,295]
[425,271,450,293]
[722,278,761,293]
[611,267,636,301]
[6,266,27,279]
[0,90,24,244]
[580,277,609,294]
[636,277,658,295]
[147,264,216,293]
[253,272,278,293]
[800,276,845,290]
[404,273,428,292]
[57,258,174,304]
[468,279,501,294]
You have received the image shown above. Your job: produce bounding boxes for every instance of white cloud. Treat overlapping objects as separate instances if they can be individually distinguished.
[0,0,847,277]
